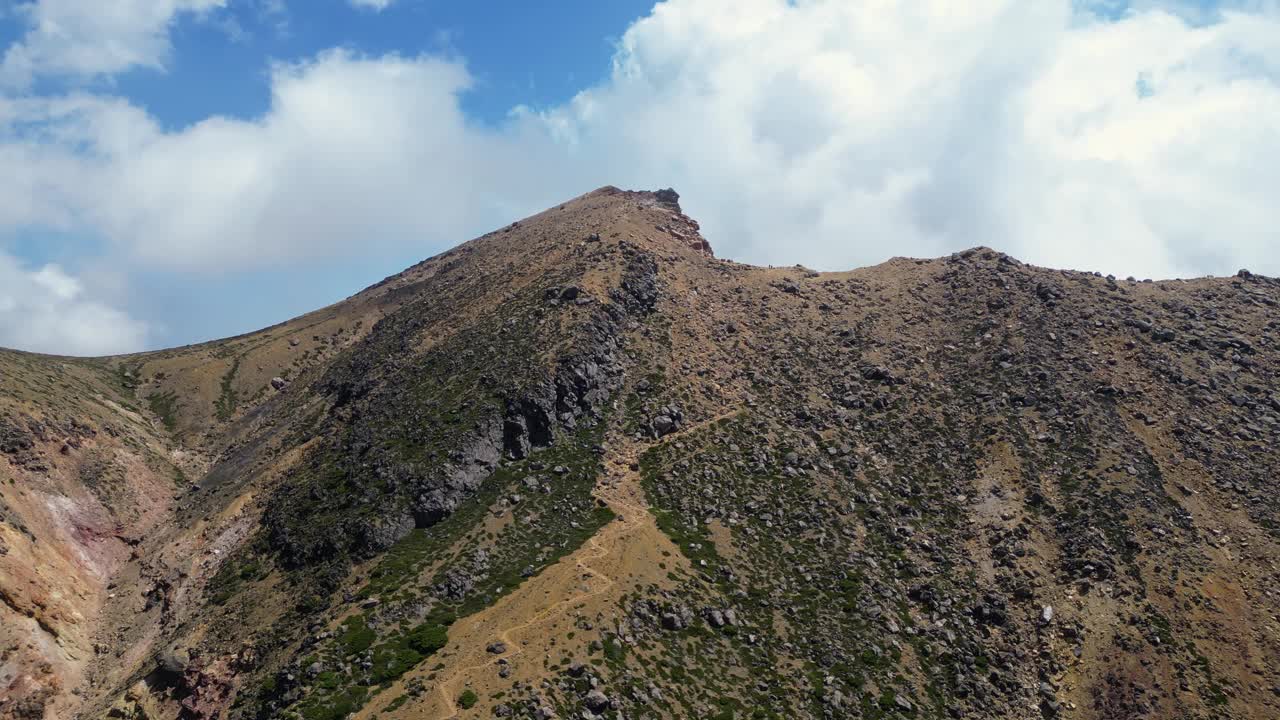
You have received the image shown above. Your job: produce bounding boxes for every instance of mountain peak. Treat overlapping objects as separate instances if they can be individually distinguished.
[3,188,1279,720]
[540,185,714,258]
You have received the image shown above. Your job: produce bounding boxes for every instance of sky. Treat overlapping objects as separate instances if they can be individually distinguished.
[0,0,1277,355]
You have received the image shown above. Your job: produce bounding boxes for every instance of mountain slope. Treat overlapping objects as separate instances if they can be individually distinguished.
[1,187,1278,720]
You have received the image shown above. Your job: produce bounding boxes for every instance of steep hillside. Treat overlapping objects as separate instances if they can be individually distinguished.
[2,187,1278,720]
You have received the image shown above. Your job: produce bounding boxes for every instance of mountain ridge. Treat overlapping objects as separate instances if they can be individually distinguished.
[1,187,1278,720]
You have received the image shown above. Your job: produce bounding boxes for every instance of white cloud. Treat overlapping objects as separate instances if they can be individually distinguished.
[0,252,147,355]
[1,0,227,86]
[348,0,395,11]
[534,0,1280,278]
[3,0,1280,353]
[7,0,1275,280]
[1,51,537,271]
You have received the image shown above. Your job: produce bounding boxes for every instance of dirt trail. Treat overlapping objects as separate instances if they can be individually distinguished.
[368,410,738,719]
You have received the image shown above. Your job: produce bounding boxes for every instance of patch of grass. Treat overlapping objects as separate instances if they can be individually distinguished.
[652,507,720,570]
[1146,606,1174,646]
[603,637,626,663]
[296,685,368,720]
[113,362,142,395]
[339,615,376,656]
[207,557,267,605]
[215,356,242,421]
[147,390,179,431]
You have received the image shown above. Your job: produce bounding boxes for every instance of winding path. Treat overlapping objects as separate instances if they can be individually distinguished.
[431,410,739,718]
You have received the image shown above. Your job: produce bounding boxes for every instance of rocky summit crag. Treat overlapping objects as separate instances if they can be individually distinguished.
[1,187,1279,720]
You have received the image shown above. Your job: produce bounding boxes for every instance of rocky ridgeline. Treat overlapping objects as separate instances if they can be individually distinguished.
[2,190,1278,720]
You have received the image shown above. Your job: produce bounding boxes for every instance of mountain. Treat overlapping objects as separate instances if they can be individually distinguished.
[1,187,1278,720]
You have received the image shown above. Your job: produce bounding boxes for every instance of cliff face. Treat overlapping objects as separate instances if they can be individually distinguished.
[1,187,1278,720]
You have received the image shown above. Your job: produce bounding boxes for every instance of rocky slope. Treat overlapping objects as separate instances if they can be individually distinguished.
[1,187,1278,720]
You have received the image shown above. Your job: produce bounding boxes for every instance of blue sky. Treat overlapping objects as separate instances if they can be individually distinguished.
[99,1,655,129]
[1,0,1278,354]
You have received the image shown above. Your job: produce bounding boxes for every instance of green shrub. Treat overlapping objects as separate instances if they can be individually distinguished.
[405,622,448,654]
[458,689,479,709]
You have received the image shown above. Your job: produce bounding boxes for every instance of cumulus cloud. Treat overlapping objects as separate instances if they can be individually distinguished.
[539,0,1280,278]
[1,0,227,86]
[2,0,1280,352]
[0,252,147,355]
[5,0,1278,280]
[0,51,548,271]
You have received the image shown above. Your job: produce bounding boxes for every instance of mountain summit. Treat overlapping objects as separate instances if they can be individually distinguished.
[2,188,1279,720]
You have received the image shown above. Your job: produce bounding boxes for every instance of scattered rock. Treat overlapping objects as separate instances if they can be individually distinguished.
[584,689,611,712]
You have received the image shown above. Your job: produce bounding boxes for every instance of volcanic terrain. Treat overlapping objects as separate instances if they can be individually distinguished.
[2,187,1279,720]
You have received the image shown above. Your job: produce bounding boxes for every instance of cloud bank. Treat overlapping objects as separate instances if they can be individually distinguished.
[0,252,147,355]
[1,0,1279,353]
